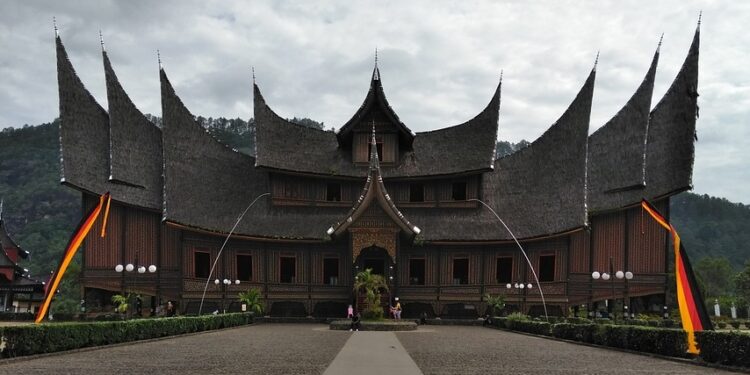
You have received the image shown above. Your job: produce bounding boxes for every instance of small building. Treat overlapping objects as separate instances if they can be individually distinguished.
[0,212,44,313]
[55,24,700,318]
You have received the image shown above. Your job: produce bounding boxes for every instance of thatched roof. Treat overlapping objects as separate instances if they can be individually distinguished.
[57,35,158,210]
[253,77,500,178]
[103,51,163,208]
[329,128,420,237]
[644,26,700,200]
[337,66,415,148]
[588,45,659,212]
[482,67,596,239]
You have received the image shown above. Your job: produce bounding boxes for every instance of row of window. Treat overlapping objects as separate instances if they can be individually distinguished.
[323,181,468,203]
[194,253,556,285]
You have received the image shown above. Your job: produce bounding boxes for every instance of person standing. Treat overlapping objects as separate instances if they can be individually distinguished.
[394,297,402,320]
[347,304,354,318]
[350,313,361,331]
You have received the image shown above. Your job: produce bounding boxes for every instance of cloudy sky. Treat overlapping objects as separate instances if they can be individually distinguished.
[1,1,747,204]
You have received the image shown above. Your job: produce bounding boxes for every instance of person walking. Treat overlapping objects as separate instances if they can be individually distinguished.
[394,297,402,320]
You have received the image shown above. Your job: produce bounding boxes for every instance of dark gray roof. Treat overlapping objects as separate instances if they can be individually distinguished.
[56,36,160,210]
[330,128,420,237]
[337,66,415,148]
[253,80,500,178]
[644,26,700,200]
[588,46,659,212]
[161,69,349,239]
[103,51,163,209]
[0,219,28,260]
[481,67,596,240]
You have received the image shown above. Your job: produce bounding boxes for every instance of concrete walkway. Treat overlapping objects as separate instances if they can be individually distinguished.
[323,331,423,375]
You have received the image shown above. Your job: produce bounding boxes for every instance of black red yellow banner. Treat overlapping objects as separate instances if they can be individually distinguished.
[641,199,713,354]
[35,192,110,324]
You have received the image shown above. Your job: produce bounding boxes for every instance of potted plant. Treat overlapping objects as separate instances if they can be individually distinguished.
[111,293,130,318]
[353,268,389,320]
[484,293,506,317]
[238,288,264,316]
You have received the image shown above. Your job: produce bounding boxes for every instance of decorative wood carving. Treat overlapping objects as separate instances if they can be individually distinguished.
[350,227,399,262]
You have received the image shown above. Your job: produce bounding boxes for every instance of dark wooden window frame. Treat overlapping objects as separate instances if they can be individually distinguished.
[452,257,470,285]
[451,181,467,201]
[409,183,425,203]
[326,182,342,202]
[323,257,340,285]
[495,256,513,284]
[408,257,426,286]
[194,250,211,279]
[236,253,253,282]
[538,253,556,282]
[279,256,297,283]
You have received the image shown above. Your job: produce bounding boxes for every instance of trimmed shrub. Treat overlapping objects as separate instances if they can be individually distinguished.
[697,331,750,367]
[564,317,591,325]
[730,320,741,330]
[548,323,688,358]
[505,320,551,336]
[551,323,597,342]
[0,313,253,358]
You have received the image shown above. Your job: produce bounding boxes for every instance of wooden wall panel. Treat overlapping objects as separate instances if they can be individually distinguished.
[591,212,626,273]
[161,226,181,271]
[124,208,159,269]
[627,200,668,274]
[568,230,589,274]
[84,197,122,269]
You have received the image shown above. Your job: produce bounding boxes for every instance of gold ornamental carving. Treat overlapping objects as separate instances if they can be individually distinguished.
[350,228,399,263]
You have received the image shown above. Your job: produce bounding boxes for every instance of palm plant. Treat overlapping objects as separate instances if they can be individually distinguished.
[353,268,389,320]
[111,293,130,314]
[484,293,506,316]
[238,288,264,315]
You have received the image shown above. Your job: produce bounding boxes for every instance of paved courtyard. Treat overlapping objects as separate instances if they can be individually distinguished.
[0,324,737,374]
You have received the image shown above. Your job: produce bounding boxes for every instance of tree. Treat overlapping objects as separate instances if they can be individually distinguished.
[238,288,264,315]
[484,293,505,316]
[734,261,750,309]
[111,293,130,314]
[353,268,388,320]
[695,256,735,299]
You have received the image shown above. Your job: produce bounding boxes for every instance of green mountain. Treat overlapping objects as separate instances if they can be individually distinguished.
[1,120,748,310]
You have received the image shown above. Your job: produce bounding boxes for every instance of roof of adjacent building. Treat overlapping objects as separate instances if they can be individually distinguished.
[56,25,700,241]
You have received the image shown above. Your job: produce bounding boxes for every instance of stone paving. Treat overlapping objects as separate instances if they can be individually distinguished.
[0,324,739,374]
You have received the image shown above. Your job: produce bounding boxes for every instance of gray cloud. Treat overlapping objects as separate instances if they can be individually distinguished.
[0,0,747,204]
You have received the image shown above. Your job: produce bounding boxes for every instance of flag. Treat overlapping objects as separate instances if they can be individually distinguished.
[641,199,713,354]
[35,192,110,324]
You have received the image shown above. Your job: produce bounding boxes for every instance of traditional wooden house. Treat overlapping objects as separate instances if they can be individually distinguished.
[0,208,45,313]
[57,24,700,317]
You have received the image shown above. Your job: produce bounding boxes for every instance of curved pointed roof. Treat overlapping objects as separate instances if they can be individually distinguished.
[253,78,501,178]
[328,127,420,237]
[56,35,158,210]
[337,65,414,148]
[103,49,163,197]
[588,43,660,212]
[644,24,700,200]
[482,66,596,239]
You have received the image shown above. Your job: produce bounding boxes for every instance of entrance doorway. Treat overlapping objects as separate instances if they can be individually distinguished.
[353,246,395,315]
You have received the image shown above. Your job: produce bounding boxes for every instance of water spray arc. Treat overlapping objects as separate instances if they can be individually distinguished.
[198,192,270,315]
[469,199,549,321]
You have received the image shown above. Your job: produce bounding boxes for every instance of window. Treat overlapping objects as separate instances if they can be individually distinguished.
[409,258,425,285]
[496,257,513,283]
[323,258,339,285]
[280,257,296,283]
[194,251,210,279]
[326,183,341,202]
[451,182,467,200]
[368,142,383,161]
[452,258,469,285]
[409,183,424,202]
[237,254,253,281]
[539,255,556,282]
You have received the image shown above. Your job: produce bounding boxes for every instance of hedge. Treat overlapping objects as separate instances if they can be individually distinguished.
[696,331,750,368]
[0,313,253,358]
[549,324,687,358]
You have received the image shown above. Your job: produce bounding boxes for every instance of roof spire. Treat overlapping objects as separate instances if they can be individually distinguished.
[375,47,378,67]
[0,198,3,220]
[252,66,256,84]
[657,33,664,53]
[697,11,702,30]
[53,16,58,37]
[499,69,503,83]
[99,30,105,52]
[593,51,600,71]
[157,49,162,70]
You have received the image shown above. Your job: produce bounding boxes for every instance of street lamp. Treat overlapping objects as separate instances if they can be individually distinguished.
[115,260,157,317]
[506,282,534,312]
[592,258,633,319]
[214,278,241,313]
